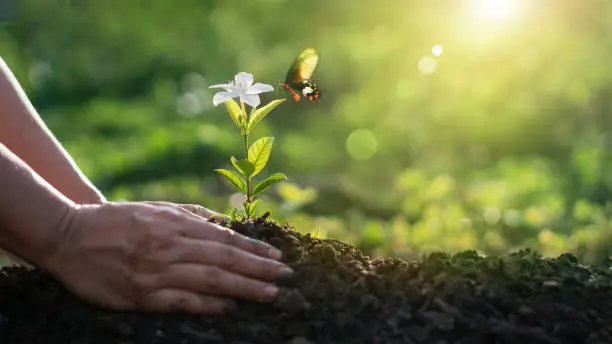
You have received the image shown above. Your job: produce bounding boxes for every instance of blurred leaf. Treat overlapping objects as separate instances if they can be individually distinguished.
[244,199,259,218]
[230,208,240,221]
[250,199,259,214]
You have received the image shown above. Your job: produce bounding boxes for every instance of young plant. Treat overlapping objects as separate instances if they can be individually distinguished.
[209,72,288,221]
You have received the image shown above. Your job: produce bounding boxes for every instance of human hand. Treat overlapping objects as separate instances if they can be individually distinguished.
[140,201,231,223]
[39,201,292,314]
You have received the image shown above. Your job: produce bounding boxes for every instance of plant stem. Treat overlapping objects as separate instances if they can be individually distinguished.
[242,133,250,202]
[240,101,251,204]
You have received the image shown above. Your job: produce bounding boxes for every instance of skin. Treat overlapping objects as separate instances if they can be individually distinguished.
[0,58,105,205]
[0,57,292,314]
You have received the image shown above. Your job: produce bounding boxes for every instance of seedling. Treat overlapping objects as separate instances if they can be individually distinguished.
[209,72,288,221]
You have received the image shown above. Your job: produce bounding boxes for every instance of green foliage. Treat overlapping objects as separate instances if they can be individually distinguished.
[244,199,259,219]
[231,156,255,177]
[229,208,240,222]
[254,173,288,196]
[248,99,286,131]
[248,137,274,177]
[214,169,246,194]
[225,99,245,130]
[210,75,287,220]
[4,0,612,264]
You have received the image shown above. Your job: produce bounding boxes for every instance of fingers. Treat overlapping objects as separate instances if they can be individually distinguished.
[139,201,281,260]
[140,201,216,219]
[140,289,234,314]
[182,219,283,261]
[140,201,175,208]
[176,204,215,219]
[158,263,280,302]
[141,201,204,218]
[174,238,291,281]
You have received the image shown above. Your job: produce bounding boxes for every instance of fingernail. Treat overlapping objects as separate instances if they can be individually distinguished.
[264,285,279,298]
[277,266,294,278]
[276,266,295,285]
[222,300,237,313]
[268,247,283,260]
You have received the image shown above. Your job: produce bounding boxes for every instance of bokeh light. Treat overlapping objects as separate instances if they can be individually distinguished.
[346,129,378,161]
[432,45,443,57]
[417,56,437,74]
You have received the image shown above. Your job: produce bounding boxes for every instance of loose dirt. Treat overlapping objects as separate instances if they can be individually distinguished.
[1,216,612,343]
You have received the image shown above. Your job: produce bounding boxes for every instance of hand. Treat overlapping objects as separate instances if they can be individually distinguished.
[40,201,292,314]
[140,201,230,223]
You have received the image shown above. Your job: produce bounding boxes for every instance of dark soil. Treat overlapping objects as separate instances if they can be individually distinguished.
[2,217,612,344]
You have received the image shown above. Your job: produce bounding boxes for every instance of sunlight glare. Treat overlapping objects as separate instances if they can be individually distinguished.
[471,0,523,22]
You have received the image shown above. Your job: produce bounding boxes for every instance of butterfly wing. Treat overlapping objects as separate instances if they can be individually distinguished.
[284,48,320,84]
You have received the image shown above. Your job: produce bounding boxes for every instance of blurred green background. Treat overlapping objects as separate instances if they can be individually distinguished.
[3,0,612,264]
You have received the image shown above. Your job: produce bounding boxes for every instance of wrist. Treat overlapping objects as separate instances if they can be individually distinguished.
[14,204,79,269]
[78,188,107,205]
[35,203,96,275]
[0,144,79,268]
[0,202,78,269]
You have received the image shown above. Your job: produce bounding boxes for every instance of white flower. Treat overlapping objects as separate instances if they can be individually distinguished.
[209,72,274,108]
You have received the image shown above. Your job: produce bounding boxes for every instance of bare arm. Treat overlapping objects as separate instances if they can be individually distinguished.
[0,57,105,204]
[0,143,74,265]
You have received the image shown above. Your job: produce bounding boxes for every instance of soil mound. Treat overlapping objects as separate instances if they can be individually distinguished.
[1,216,612,343]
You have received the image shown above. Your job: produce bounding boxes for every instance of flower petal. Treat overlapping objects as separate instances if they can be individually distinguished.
[240,94,261,108]
[209,82,235,91]
[234,72,254,88]
[209,83,231,89]
[212,91,238,106]
[246,82,274,95]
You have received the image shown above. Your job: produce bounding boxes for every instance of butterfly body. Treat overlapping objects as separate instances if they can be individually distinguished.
[279,80,320,102]
[280,48,321,102]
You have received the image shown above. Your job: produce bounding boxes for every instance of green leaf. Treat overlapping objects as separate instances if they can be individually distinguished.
[229,208,240,221]
[253,173,287,196]
[248,98,287,131]
[245,199,259,218]
[248,137,275,177]
[224,98,246,129]
[230,156,255,177]
[214,169,247,194]
[209,212,231,223]
[242,202,250,218]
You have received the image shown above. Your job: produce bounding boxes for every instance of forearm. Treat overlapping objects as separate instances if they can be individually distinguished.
[0,57,105,204]
[0,143,75,266]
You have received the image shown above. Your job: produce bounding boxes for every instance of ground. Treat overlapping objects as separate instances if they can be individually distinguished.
[1,216,612,344]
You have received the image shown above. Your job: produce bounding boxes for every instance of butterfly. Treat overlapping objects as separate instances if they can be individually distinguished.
[279,48,321,102]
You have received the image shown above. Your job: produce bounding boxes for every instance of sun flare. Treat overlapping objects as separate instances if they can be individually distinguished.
[471,0,523,22]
